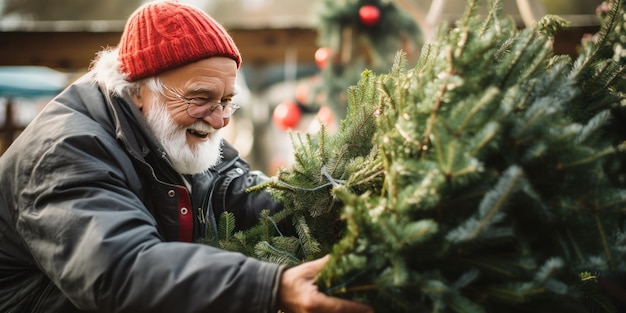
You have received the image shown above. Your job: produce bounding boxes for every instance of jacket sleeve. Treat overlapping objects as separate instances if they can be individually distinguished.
[15,128,282,313]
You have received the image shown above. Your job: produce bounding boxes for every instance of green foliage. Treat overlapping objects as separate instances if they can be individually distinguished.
[207,0,626,311]
[268,0,626,311]
[310,0,626,311]
[248,70,384,261]
[200,209,302,265]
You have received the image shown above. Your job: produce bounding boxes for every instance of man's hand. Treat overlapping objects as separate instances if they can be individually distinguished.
[276,255,374,313]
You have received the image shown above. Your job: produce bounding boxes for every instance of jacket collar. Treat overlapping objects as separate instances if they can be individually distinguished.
[103,89,184,184]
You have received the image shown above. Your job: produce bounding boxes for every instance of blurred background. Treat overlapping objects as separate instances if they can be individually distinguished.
[0,0,604,175]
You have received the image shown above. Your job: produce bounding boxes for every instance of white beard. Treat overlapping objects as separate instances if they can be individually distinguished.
[143,97,223,175]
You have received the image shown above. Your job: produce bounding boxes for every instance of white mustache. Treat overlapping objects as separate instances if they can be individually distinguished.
[187,121,217,134]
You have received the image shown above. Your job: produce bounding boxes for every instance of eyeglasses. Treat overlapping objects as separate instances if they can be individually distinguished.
[159,83,240,119]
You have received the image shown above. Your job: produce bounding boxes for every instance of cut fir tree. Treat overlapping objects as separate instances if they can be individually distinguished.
[312,0,626,311]
[205,0,626,311]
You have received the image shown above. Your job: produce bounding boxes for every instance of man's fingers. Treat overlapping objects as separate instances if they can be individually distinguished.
[300,255,331,277]
[310,255,331,268]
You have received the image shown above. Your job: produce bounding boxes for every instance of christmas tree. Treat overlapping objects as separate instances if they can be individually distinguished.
[310,0,422,121]
[204,0,626,311]
[271,0,422,133]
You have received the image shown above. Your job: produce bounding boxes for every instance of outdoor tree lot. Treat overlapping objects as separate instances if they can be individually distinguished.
[5,0,626,311]
[202,0,626,312]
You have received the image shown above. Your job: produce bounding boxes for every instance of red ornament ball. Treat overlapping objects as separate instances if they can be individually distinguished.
[359,4,380,26]
[314,47,332,69]
[273,100,302,131]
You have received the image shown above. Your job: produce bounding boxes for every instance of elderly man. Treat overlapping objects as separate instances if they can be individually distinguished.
[0,1,372,312]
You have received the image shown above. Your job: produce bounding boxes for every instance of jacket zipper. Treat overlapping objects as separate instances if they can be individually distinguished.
[197,206,206,227]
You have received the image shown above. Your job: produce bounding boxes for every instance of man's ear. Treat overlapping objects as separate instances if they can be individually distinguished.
[131,88,143,110]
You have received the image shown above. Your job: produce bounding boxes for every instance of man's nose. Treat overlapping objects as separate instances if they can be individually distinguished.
[202,108,225,129]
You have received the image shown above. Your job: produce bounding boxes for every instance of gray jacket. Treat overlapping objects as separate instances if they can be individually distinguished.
[0,75,284,312]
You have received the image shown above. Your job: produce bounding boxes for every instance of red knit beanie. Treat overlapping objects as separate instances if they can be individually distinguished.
[118,0,242,82]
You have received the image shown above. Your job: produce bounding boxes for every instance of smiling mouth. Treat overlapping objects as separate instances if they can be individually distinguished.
[187,129,209,138]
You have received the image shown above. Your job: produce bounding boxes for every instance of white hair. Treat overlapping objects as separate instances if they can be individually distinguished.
[90,48,172,105]
[90,47,142,97]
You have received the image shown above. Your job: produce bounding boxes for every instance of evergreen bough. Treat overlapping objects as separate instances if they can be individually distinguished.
[205,0,626,311]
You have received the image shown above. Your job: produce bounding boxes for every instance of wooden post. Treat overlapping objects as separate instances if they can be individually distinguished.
[516,0,547,27]
[1,97,18,154]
